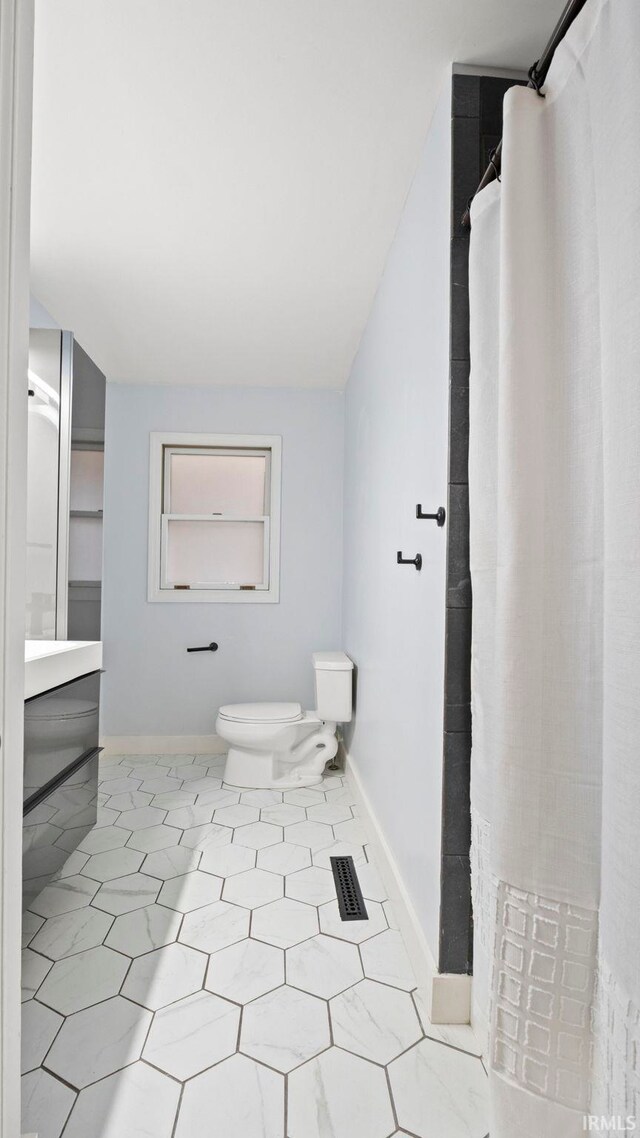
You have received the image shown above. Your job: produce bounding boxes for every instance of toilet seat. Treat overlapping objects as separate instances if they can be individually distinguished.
[218,701,303,725]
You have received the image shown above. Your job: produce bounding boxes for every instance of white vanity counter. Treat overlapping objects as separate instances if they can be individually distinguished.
[25,640,103,699]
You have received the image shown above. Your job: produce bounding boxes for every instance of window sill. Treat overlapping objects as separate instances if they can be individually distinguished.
[147,586,280,604]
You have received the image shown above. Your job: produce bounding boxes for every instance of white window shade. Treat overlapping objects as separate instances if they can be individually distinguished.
[168,453,266,515]
[163,519,267,588]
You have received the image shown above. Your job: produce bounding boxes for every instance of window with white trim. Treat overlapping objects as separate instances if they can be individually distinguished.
[148,433,281,603]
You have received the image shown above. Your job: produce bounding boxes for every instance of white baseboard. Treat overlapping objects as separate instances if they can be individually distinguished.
[345,751,471,1026]
[471,996,490,1057]
[100,735,226,756]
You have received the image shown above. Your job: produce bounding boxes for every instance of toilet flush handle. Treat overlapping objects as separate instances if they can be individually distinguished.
[187,642,219,652]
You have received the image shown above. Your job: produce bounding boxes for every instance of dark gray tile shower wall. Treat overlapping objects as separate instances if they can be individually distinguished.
[439,73,524,976]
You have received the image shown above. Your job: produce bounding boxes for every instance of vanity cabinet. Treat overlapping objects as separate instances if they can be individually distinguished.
[23,670,101,909]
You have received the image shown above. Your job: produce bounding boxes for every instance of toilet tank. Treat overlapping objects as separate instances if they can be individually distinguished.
[313,651,354,723]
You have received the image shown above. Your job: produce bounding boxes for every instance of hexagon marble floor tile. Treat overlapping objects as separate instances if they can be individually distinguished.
[21,754,489,1138]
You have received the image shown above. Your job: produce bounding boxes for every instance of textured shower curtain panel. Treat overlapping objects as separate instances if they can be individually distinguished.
[468,0,640,1134]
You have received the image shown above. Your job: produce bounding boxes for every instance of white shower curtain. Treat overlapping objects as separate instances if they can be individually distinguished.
[468,0,640,1134]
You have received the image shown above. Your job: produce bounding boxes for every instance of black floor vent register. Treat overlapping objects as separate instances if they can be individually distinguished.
[330,855,368,921]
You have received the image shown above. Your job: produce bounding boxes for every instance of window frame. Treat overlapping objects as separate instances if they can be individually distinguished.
[148,432,281,603]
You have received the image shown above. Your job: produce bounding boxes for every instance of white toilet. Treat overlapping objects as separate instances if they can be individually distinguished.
[217,651,353,789]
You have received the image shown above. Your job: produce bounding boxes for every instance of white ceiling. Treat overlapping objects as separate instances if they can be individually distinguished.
[31,0,561,388]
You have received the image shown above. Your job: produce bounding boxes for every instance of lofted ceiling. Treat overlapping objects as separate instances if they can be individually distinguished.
[31,0,561,387]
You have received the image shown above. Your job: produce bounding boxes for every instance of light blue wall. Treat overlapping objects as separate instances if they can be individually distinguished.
[342,78,451,959]
[102,384,344,735]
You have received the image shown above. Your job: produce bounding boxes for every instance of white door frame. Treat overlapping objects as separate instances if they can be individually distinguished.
[0,0,34,1132]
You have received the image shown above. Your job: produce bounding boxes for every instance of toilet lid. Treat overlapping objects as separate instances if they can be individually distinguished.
[218,701,303,724]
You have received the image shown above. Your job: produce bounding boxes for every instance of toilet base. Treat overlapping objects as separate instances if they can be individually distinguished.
[223,746,325,790]
[220,719,339,790]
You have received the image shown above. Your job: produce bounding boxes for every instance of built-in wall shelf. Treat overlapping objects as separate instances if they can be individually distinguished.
[69,446,104,591]
[69,580,101,589]
[71,428,104,449]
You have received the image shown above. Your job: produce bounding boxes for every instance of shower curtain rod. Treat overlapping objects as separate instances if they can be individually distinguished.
[461,0,589,229]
